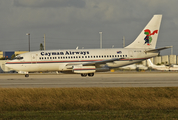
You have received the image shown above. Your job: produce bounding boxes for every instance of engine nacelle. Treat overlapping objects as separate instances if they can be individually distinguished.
[18,71,28,74]
[73,66,96,74]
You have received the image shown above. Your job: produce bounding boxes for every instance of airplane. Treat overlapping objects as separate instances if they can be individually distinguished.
[147,59,170,70]
[5,15,172,77]
[147,59,178,71]
[169,64,178,71]
[120,64,137,70]
[136,64,148,70]
[120,64,148,70]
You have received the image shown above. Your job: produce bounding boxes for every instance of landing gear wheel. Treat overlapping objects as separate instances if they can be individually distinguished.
[25,74,29,77]
[88,73,94,77]
[81,73,87,77]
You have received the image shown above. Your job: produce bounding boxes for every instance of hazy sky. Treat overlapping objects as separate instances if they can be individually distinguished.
[0,0,178,55]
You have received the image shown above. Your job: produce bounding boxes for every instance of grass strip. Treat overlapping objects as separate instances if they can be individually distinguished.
[1,110,178,120]
[0,87,178,111]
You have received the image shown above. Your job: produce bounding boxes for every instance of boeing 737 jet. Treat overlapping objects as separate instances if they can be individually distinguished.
[6,15,171,77]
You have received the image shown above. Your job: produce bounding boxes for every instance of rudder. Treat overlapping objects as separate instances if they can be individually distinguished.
[126,15,162,49]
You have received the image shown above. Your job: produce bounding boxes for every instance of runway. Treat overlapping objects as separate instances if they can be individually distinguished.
[0,72,178,88]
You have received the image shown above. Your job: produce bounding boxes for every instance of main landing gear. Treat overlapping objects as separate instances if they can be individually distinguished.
[81,73,94,77]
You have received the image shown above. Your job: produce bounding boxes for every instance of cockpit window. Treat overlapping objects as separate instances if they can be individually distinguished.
[14,56,24,60]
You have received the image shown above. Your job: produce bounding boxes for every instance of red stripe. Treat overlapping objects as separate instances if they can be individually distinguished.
[6,57,150,64]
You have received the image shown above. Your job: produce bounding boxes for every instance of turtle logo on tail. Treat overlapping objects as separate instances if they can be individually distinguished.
[144,29,158,45]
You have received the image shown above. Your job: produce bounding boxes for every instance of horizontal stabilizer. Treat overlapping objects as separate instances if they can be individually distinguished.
[145,46,172,53]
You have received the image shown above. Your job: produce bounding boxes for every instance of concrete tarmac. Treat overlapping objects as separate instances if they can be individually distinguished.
[0,72,178,88]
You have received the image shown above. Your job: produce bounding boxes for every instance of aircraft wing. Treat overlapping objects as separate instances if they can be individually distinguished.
[82,58,124,66]
[145,46,172,53]
[65,58,124,68]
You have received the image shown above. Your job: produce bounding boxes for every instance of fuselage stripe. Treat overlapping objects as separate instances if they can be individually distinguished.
[6,58,149,64]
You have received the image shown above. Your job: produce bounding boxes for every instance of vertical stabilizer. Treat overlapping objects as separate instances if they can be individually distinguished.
[126,15,162,49]
[147,59,155,67]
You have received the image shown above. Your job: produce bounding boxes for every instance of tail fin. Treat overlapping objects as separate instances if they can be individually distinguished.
[147,59,155,67]
[126,15,162,49]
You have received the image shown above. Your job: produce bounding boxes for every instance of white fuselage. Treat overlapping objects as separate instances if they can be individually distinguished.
[6,48,158,73]
[149,63,178,71]
[151,66,170,71]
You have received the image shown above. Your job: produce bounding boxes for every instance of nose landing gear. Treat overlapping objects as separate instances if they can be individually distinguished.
[25,74,29,77]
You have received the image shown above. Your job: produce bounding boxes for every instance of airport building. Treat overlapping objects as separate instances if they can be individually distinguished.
[0,51,28,59]
[0,51,28,72]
